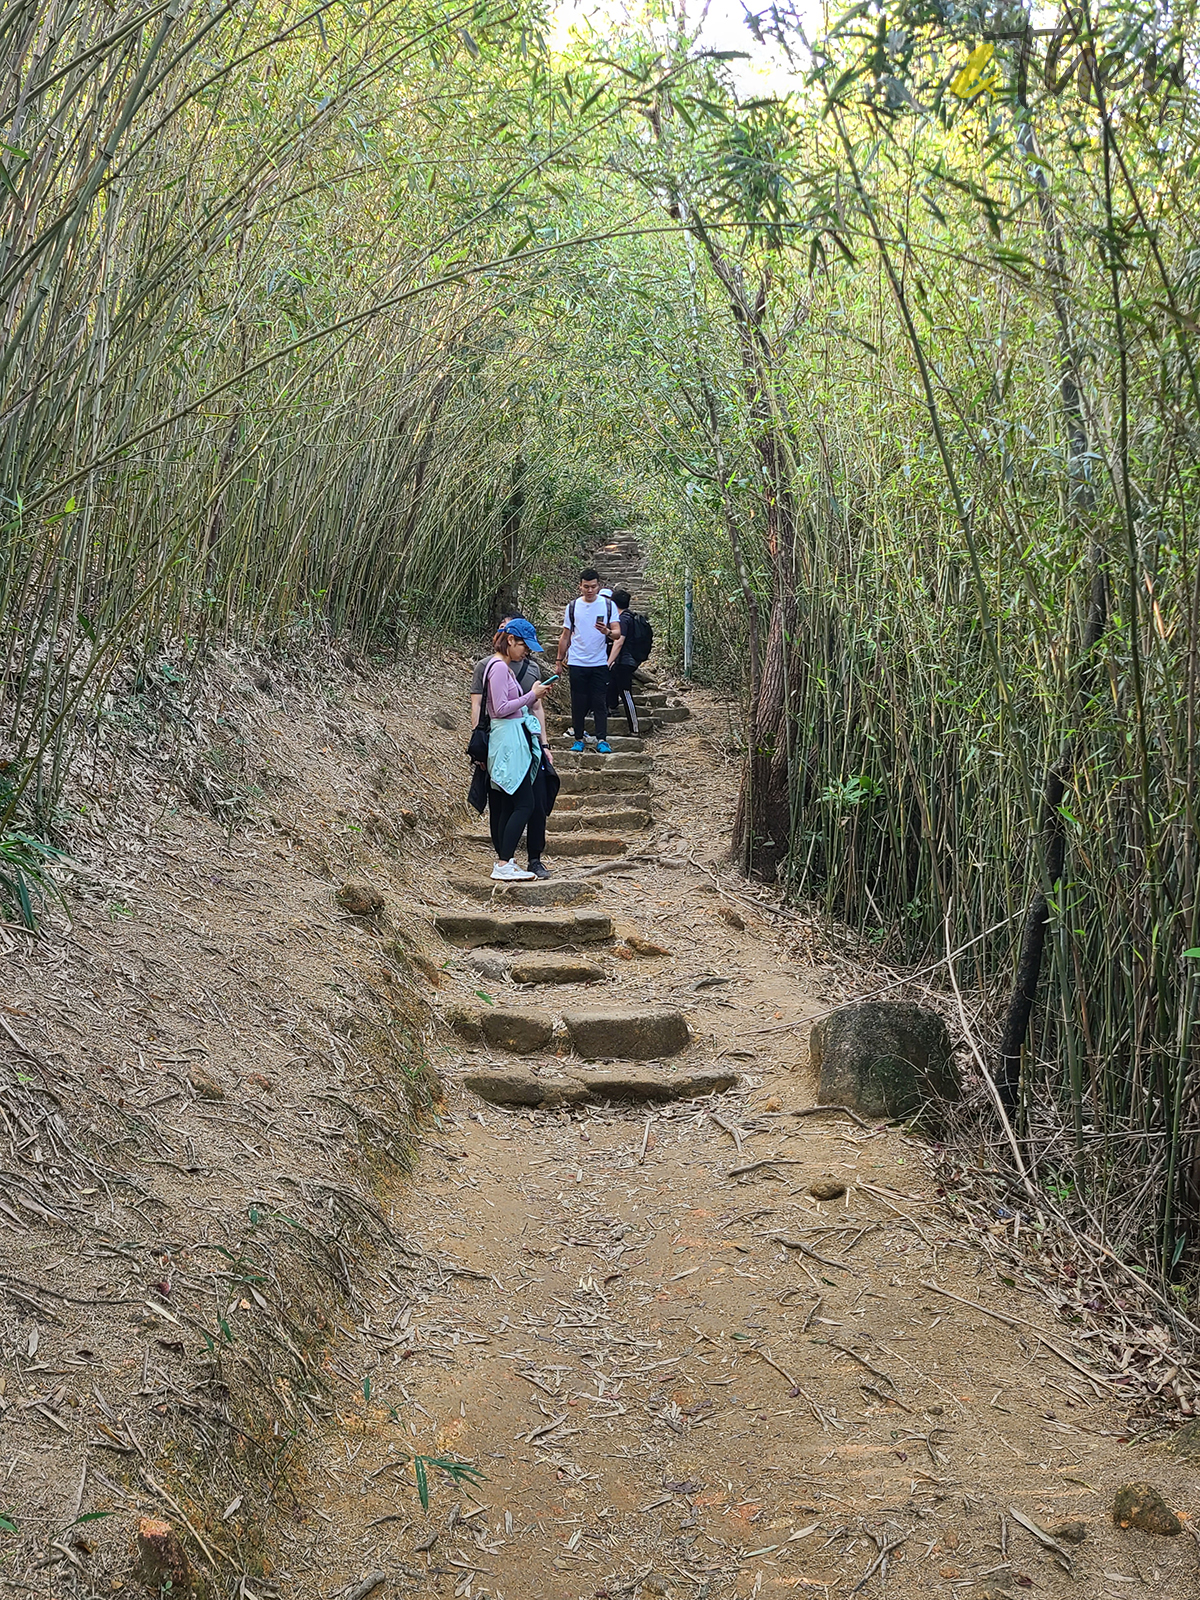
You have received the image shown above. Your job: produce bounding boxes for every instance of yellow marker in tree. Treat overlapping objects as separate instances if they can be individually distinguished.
[950,40,998,101]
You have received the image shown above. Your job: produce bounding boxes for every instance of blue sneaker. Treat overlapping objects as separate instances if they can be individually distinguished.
[596,741,612,754]
[570,740,585,753]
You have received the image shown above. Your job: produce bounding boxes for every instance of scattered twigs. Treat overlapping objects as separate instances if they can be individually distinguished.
[638,1118,653,1165]
[729,1156,806,1178]
[943,905,1037,1201]
[773,1235,854,1272]
[747,1344,833,1431]
[828,1344,895,1387]
[848,1532,908,1594]
[1007,1507,1074,1572]
[860,1382,912,1413]
[710,1112,744,1153]
[921,1281,1110,1389]
[789,1103,872,1132]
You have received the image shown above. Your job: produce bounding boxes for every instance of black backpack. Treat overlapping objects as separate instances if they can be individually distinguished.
[625,612,654,664]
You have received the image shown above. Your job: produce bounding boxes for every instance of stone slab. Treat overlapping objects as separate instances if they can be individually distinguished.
[433,911,613,949]
[479,1007,554,1053]
[461,1064,737,1108]
[547,809,651,834]
[557,770,649,795]
[577,1066,737,1101]
[563,1007,689,1060]
[545,835,626,857]
[554,791,651,814]
[509,960,607,986]
[555,753,650,773]
[462,1067,591,1108]
[447,875,598,906]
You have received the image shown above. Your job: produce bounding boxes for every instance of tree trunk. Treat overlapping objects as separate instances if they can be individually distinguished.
[997,26,1108,1113]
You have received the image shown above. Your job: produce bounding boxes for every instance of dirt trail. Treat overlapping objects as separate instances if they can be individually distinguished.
[281,542,1199,1600]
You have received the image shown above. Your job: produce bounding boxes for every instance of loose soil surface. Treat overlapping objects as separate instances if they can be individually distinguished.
[2,542,1197,1599]
[280,546,1199,1599]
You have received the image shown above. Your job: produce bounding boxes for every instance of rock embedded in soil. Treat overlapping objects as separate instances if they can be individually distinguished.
[135,1517,194,1594]
[563,1007,689,1060]
[479,1007,554,1053]
[465,954,510,981]
[431,708,458,730]
[811,1000,956,1119]
[433,910,613,948]
[336,880,385,917]
[624,934,671,956]
[809,1175,847,1201]
[188,1065,224,1101]
[1046,1520,1088,1544]
[1112,1481,1182,1535]
[509,959,606,985]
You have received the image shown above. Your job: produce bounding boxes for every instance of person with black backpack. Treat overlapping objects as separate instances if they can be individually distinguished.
[605,588,654,735]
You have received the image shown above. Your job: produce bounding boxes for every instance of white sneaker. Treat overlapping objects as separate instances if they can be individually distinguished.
[491,860,535,881]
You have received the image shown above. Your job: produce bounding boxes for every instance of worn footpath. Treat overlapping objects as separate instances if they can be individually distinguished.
[280,539,1200,1600]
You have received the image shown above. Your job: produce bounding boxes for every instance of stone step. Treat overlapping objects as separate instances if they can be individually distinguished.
[547,808,650,833]
[510,958,607,985]
[447,875,597,906]
[554,751,650,773]
[460,829,626,857]
[550,720,659,737]
[563,1007,689,1060]
[657,703,691,723]
[557,769,649,795]
[460,1061,737,1109]
[433,910,612,948]
[555,790,650,813]
[546,834,626,857]
[556,733,644,753]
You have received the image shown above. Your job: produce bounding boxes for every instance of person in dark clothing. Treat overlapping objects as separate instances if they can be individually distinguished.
[605,588,640,734]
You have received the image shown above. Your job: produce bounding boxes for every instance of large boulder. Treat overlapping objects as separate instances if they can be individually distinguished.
[811,1001,955,1119]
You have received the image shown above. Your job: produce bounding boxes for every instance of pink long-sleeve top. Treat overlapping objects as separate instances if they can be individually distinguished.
[485,658,540,720]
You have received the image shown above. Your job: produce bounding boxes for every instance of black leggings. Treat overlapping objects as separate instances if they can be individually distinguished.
[488,759,548,862]
[492,773,535,861]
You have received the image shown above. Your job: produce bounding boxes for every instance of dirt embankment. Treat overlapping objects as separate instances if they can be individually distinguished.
[0,639,480,1591]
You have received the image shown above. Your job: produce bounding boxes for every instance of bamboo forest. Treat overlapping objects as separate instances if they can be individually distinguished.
[4,0,1200,1594]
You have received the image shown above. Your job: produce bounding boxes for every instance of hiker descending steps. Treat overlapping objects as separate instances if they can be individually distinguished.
[556,566,622,753]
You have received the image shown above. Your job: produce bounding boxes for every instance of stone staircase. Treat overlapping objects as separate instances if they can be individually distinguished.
[433,532,732,1110]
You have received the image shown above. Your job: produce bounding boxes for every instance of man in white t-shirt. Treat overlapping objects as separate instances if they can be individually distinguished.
[555,568,623,753]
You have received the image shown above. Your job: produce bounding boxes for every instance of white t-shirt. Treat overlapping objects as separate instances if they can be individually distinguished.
[563,596,613,668]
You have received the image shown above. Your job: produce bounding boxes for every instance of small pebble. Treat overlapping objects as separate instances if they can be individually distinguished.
[809,1175,847,1201]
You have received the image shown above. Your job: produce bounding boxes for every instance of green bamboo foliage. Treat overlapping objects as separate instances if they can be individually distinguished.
[0,0,619,828]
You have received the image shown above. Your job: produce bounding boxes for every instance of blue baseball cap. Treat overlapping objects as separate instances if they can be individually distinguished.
[504,617,544,653]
